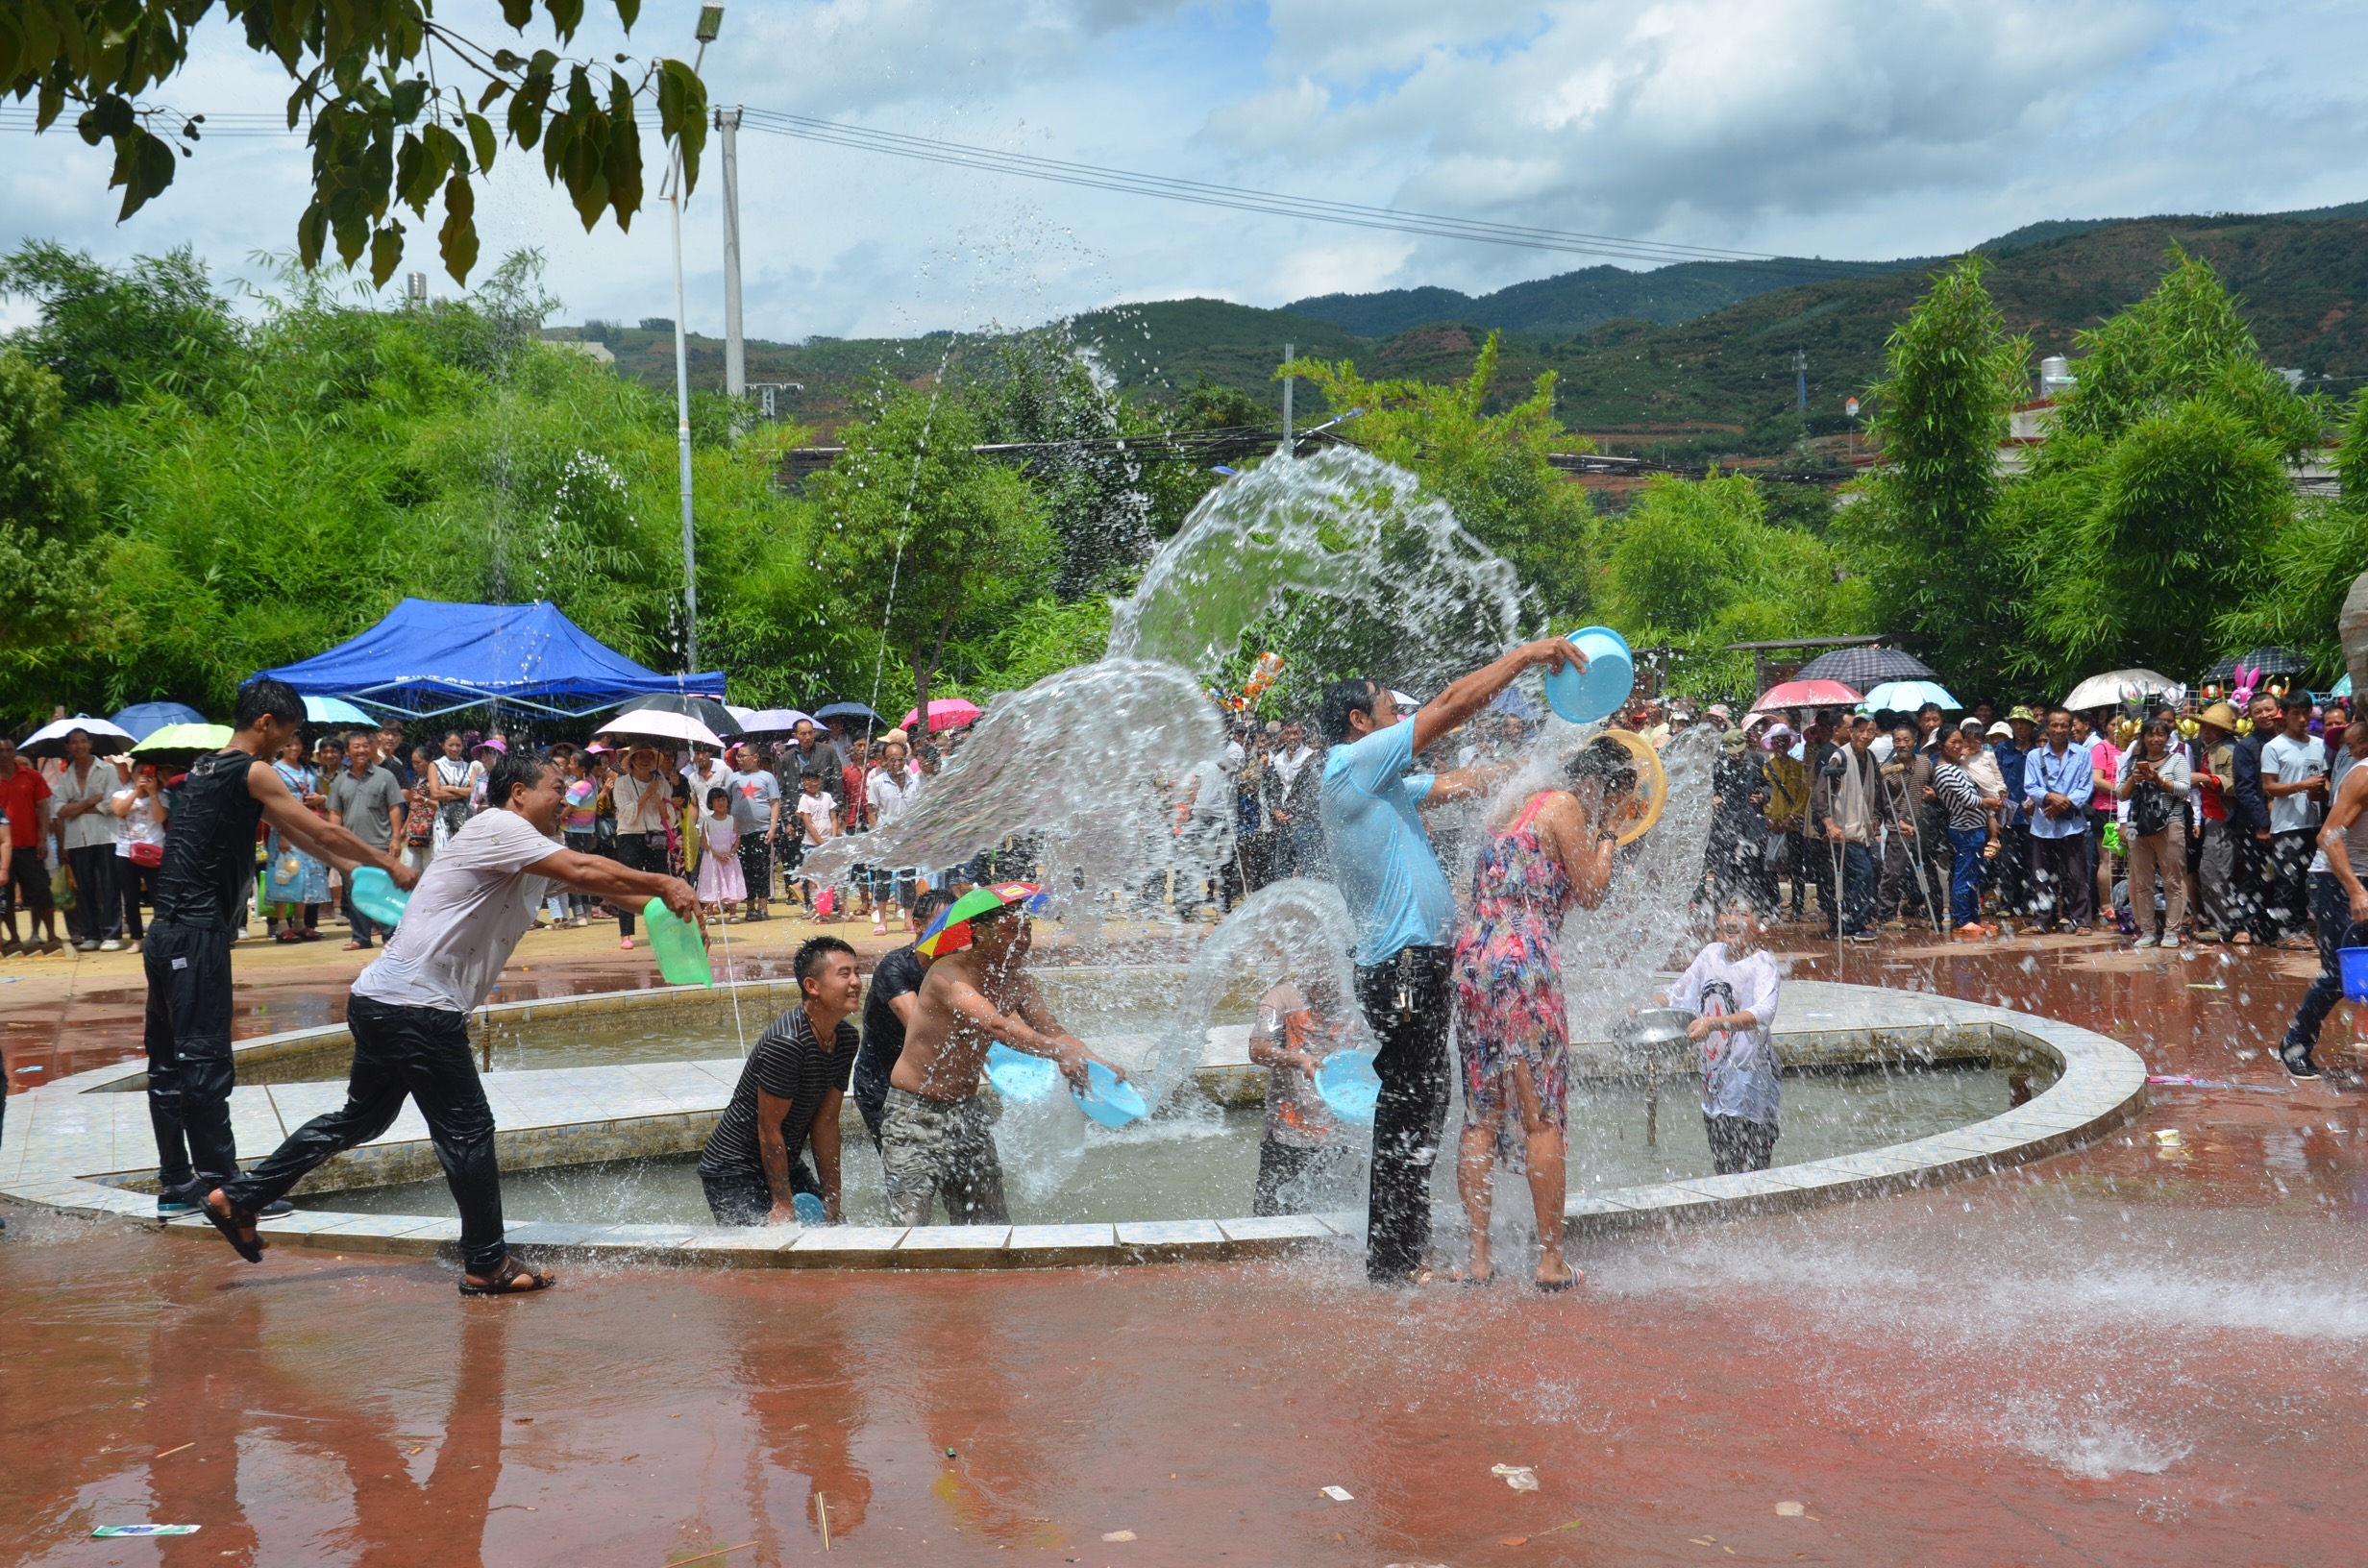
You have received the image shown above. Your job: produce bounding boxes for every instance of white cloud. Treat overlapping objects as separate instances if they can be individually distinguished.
[4,0,2366,338]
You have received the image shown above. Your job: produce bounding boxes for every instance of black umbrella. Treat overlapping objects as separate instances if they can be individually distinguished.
[610,692,738,737]
[1793,645,1938,690]
[2200,647,2313,685]
[812,700,882,725]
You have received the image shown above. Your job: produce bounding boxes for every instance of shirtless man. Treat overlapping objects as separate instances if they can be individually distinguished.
[879,899,1122,1225]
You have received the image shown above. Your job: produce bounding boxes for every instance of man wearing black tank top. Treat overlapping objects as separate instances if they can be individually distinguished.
[142,677,418,1214]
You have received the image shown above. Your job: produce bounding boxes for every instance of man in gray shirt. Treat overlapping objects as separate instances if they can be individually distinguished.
[326,729,407,950]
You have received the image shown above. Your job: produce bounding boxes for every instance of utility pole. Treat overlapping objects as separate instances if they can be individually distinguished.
[666,4,724,676]
[1794,349,1807,415]
[1280,342,1294,457]
[717,104,746,400]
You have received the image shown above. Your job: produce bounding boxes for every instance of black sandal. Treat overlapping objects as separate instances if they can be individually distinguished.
[200,1189,267,1263]
[458,1255,556,1296]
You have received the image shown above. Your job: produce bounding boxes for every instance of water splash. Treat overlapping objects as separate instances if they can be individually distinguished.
[1108,443,1526,687]
[1141,877,1365,1107]
[797,658,1222,893]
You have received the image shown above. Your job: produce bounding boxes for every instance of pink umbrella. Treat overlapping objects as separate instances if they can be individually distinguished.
[902,698,983,733]
[1754,677,1862,711]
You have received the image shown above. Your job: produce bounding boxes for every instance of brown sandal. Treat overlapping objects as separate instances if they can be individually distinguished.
[458,1255,555,1296]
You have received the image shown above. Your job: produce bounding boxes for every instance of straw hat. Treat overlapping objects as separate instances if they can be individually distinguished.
[878,727,910,748]
[2198,700,2240,732]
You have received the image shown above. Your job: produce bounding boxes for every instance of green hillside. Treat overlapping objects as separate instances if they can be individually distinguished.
[1284,256,1931,339]
[568,207,2368,453]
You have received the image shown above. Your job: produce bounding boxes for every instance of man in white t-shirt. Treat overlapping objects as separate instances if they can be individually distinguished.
[2259,692,2329,948]
[201,749,698,1294]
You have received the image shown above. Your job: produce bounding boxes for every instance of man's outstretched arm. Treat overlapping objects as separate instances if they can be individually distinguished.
[1410,637,1585,756]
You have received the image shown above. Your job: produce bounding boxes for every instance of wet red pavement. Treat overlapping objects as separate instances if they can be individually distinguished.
[5,928,2366,1566]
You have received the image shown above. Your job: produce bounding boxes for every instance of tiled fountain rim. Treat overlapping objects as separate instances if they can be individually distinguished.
[8,982,2147,1269]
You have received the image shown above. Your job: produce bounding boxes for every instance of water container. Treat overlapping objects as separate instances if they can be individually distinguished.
[641,896,713,987]
[1314,1048,1380,1126]
[792,1191,827,1226]
[984,1041,1060,1102]
[2340,947,2368,1003]
[1542,625,1636,724]
[346,867,409,930]
[1071,1060,1147,1128]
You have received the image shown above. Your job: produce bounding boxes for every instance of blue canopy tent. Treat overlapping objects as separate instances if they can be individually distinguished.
[252,599,725,722]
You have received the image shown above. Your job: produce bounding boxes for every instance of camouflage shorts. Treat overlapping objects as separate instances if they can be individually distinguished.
[877,1086,1008,1227]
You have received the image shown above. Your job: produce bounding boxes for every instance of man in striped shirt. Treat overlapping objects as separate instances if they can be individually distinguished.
[1934,729,2001,936]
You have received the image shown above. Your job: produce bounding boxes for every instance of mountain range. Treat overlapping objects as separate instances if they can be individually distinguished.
[569,200,2368,457]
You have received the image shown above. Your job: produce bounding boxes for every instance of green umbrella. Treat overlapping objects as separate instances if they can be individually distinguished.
[132,723,234,755]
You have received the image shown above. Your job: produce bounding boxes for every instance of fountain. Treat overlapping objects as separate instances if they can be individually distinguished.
[1,447,2146,1264]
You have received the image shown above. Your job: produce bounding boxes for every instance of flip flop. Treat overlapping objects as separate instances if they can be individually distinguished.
[1535,1263,1582,1293]
[199,1189,266,1263]
[458,1255,556,1297]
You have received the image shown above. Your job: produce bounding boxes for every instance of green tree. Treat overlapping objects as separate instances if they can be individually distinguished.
[2008,253,2322,684]
[2213,389,2368,676]
[1600,473,1871,697]
[1834,256,2029,692]
[967,337,1159,596]
[808,385,1054,724]
[0,238,825,722]
[6,0,707,285]
[0,241,240,404]
[1287,332,1598,626]
[0,347,98,660]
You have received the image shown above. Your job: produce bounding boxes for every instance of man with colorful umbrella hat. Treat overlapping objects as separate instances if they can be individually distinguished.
[879,882,1126,1225]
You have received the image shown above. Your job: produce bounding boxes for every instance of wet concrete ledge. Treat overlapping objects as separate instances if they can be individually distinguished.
[3,982,2147,1269]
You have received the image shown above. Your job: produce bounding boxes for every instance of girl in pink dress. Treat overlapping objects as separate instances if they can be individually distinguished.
[1450,737,1634,1289]
[696,788,747,918]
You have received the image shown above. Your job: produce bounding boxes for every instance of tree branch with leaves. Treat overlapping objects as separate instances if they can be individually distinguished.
[3,0,707,285]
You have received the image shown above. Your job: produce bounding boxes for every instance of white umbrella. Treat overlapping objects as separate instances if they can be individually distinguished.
[17,714,137,758]
[1861,679,1961,712]
[735,708,816,736]
[2063,669,2178,712]
[593,711,723,748]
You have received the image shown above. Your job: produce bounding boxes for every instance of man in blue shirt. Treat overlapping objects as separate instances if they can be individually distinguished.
[2022,706,2095,932]
[1318,635,1585,1285]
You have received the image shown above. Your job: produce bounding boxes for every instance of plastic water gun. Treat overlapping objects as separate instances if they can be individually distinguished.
[1208,651,1287,715]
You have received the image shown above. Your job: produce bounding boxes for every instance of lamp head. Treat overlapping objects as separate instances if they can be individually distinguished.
[696,4,725,41]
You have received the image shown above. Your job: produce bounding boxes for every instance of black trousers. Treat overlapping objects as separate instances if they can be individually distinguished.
[2029,832,2093,929]
[1354,944,1453,1283]
[140,919,239,1190]
[700,1161,820,1226]
[1997,821,2035,915]
[1251,1137,1349,1217]
[2283,871,2368,1058]
[66,843,120,943]
[737,833,773,904]
[117,857,152,940]
[1706,1115,1778,1175]
[225,994,509,1274]
[613,833,667,936]
[2262,829,2315,941]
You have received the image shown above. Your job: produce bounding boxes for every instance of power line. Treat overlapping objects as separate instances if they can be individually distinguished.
[734,110,1894,281]
[1,102,1900,281]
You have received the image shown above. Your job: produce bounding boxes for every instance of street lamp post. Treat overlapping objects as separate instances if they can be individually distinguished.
[666,3,724,676]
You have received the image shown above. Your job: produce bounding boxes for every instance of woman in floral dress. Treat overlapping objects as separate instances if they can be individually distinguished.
[263,738,331,940]
[1450,736,1635,1289]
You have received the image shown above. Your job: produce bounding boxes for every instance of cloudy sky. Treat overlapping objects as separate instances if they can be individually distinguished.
[6,0,2366,340]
